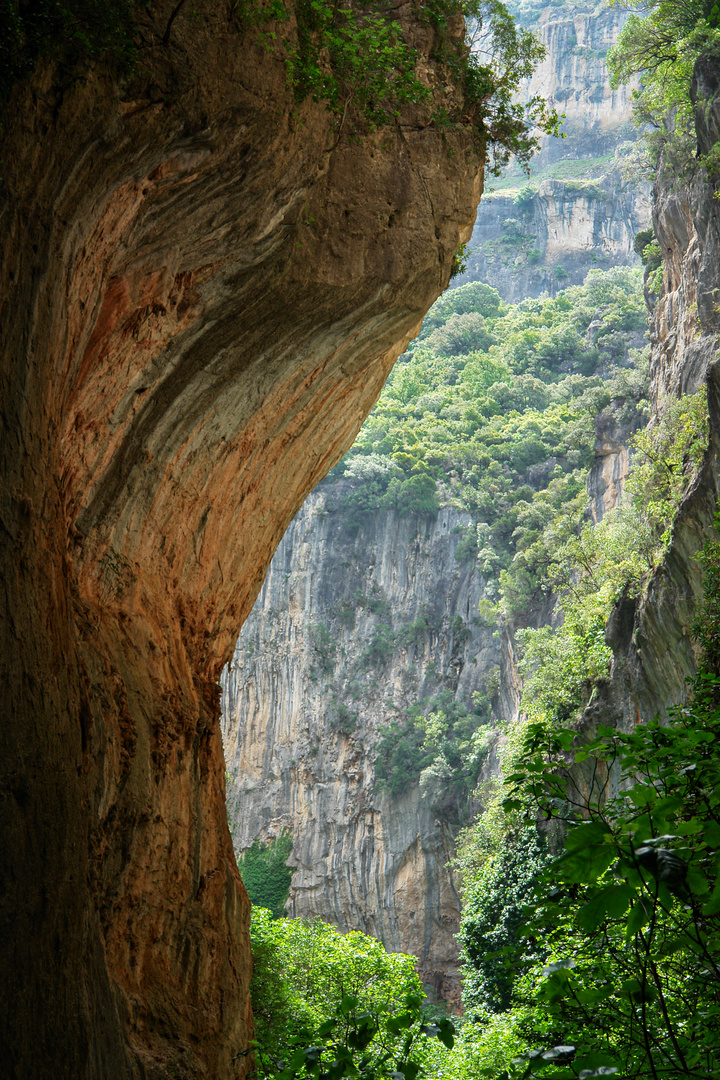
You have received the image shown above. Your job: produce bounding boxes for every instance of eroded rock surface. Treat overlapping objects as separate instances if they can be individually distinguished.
[222,490,514,1004]
[580,49,720,748]
[0,3,481,1076]
[456,2,650,300]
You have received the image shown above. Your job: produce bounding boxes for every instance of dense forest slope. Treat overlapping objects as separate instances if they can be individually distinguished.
[0,3,483,1077]
[222,268,649,992]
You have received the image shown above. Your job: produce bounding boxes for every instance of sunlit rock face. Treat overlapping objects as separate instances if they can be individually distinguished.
[456,2,650,300]
[0,2,482,1074]
[459,174,650,302]
[524,5,635,162]
[222,488,515,1005]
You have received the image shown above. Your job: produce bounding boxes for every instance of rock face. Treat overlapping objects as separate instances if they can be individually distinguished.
[522,4,635,163]
[587,401,646,523]
[220,0,653,997]
[0,4,481,1076]
[222,489,511,1004]
[459,172,650,302]
[581,48,720,745]
[456,2,651,300]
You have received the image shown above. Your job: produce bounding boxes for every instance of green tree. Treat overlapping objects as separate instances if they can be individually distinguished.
[238,834,294,918]
[460,827,549,1014]
[249,908,454,1079]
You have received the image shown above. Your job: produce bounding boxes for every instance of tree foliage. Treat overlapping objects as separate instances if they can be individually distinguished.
[334,267,649,620]
[238,833,295,918]
[608,0,720,130]
[498,666,720,1079]
[249,908,455,1080]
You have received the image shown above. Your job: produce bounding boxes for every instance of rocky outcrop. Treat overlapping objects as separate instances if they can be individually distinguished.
[587,401,647,523]
[0,4,481,1076]
[222,489,511,1004]
[458,168,650,301]
[581,49,720,740]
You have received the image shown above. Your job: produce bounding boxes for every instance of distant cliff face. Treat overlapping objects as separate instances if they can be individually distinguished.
[222,489,514,1004]
[0,4,482,1075]
[458,172,650,302]
[523,4,635,162]
[456,2,650,300]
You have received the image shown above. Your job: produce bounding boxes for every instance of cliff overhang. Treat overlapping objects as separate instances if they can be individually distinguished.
[0,3,482,1076]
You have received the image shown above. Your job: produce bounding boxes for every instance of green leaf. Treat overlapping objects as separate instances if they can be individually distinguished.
[687,865,710,896]
[625,898,651,939]
[702,879,720,916]
[564,823,610,851]
[576,883,634,932]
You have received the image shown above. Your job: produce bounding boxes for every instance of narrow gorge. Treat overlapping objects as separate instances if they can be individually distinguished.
[221,0,655,1001]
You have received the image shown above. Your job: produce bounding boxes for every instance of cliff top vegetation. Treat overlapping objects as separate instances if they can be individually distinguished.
[330,266,649,620]
[0,0,560,173]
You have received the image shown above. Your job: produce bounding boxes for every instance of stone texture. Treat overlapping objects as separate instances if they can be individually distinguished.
[522,4,635,163]
[0,2,482,1076]
[458,170,650,301]
[587,401,646,523]
[455,2,650,301]
[222,489,514,1005]
[579,48,720,748]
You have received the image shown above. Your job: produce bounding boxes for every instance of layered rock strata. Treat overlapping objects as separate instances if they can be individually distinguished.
[457,2,650,300]
[0,4,481,1076]
[222,490,512,1004]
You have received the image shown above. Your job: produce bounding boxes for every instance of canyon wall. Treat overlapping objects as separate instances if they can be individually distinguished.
[580,48,720,748]
[457,1,651,300]
[222,491,515,1003]
[0,3,482,1076]
[221,1,652,996]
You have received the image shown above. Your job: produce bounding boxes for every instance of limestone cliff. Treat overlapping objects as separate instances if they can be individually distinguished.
[581,49,720,743]
[222,491,513,1003]
[457,1,650,300]
[0,3,482,1076]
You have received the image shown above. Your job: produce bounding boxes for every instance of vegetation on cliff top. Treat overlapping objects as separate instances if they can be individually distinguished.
[333,267,649,620]
[0,0,559,173]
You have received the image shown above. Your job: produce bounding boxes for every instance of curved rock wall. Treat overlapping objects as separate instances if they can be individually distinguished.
[0,3,481,1076]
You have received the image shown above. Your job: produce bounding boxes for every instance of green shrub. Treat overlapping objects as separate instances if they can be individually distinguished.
[459,827,549,1013]
[360,623,394,668]
[249,907,454,1076]
[238,833,294,918]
